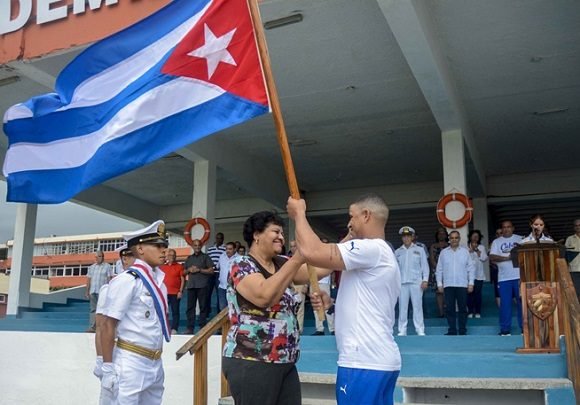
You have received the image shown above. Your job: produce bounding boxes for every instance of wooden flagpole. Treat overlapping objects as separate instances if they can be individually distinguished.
[248,0,325,320]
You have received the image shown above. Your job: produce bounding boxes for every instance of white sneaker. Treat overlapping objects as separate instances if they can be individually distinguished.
[171,329,178,334]
[417,331,426,336]
[467,314,474,319]
[475,314,481,319]
[397,331,407,336]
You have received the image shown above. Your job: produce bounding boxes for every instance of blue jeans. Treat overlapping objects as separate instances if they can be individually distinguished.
[167,294,180,331]
[498,279,523,333]
[218,288,228,311]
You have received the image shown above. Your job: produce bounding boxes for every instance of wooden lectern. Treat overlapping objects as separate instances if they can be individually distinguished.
[515,243,564,353]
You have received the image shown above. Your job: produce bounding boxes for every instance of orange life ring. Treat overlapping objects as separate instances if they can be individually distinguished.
[184,217,211,247]
[436,193,473,229]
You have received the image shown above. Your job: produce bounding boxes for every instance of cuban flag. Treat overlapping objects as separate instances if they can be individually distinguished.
[2,0,269,204]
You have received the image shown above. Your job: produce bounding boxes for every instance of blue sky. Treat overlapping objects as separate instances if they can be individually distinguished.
[0,181,141,243]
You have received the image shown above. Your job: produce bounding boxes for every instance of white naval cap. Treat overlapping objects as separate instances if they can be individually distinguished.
[123,220,168,248]
[399,226,415,236]
[114,244,133,257]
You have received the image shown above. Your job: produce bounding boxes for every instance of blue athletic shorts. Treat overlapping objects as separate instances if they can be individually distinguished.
[336,366,400,405]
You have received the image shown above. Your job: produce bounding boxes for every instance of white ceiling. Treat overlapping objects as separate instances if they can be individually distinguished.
[1,0,579,241]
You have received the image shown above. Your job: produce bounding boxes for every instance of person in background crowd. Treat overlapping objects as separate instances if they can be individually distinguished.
[237,245,246,256]
[395,226,429,336]
[521,214,554,244]
[489,228,502,308]
[429,227,449,318]
[161,249,184,334]
[436,231,474,336]
[490,220,523,336]
[413,232,429,257]
[467,230,488,318]
[86,250,113,333]
[217,242,238,311]
[565,219,580,298]
[288,194,401,405]
[207,232,226,316]
[312,237,335,336]
[184,239,215,334]
[289,239,309,334]
[99,220,170,404]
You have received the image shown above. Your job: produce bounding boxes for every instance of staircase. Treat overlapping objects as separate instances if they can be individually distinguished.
[1,284,577,404]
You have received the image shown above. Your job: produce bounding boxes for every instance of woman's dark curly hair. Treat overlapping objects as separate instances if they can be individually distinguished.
[468,229,483,244]
[243,211,285,248]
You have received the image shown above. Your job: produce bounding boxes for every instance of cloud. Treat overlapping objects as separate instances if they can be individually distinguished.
[0,181,141,243]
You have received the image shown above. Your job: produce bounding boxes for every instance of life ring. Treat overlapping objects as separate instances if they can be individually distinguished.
[436,193,473,229]
[184,217,211,247]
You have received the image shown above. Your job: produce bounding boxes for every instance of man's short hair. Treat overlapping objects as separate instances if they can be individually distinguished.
[352,193,389,223]
[225,242,236,248]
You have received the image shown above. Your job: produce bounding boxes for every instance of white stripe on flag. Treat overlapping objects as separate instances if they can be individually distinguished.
[59,2,211,112]
[3,78,224,175]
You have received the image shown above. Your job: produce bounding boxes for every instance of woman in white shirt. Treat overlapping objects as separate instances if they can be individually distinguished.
[521,214,554,244]
[467,230,488,318]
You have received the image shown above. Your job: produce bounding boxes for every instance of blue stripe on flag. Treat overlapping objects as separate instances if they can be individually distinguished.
[56,0,210,103]
[6,93,268,203]
[6,59,175,145]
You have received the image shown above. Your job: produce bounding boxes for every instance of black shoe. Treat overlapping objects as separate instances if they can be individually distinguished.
[330,332,335,336]
[312,331,325,336]
[445,332,457,336]
[459,332,467,336]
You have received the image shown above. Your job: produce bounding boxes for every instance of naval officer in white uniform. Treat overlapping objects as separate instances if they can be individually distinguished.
[100,220,170,405]
[395,226,430,336]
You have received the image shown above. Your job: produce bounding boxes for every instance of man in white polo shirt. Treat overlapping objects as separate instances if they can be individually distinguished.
[288,193,401,405]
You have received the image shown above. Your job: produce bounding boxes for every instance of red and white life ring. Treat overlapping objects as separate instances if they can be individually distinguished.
[436,193,473,229]
[184,217,211,247]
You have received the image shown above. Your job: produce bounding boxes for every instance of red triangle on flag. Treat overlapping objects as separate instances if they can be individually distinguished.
[162,0,268,106]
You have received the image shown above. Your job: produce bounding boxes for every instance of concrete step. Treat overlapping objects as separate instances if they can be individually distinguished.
[218,396,336,405]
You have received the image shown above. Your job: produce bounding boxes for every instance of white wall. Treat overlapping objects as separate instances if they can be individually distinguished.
[0,332,224,405]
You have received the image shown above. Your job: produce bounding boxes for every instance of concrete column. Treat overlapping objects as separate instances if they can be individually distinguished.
[472,197,490,280]
[7,203,38,316]
[192,160,216,249]
[441,129,468,243]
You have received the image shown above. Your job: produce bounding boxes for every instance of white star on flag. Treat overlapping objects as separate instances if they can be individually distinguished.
[188,24,237,79]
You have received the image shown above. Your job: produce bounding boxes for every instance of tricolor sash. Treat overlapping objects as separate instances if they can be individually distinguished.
[129,263,171,342]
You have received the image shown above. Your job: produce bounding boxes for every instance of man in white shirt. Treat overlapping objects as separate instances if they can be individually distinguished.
[100,220,170,404]
[489,220,523,336]
[395,226,429,336]
[217,242,238,311]
[436,231,474,336]
[288,193,401,405]
[85,250,113,332]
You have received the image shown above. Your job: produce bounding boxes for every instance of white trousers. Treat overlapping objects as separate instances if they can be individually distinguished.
[106,347,165,405]
[314,283,335,332]
[398,283,424,334]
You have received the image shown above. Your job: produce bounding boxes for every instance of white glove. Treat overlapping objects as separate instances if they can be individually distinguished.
[100,362,119,399]
[93,356,104,379]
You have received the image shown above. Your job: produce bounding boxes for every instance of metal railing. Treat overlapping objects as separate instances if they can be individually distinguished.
[176,308,230,405]
[557,258,580,400]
